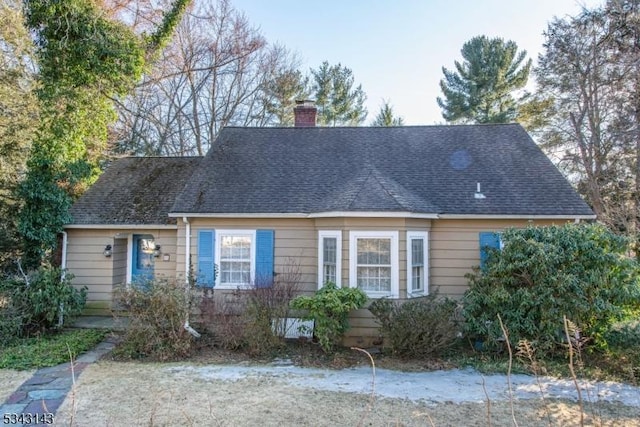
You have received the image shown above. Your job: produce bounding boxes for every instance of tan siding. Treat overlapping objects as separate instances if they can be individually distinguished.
[66,229,114,309]
[185,218,318,293]
[66,228,178,312]
[68,217,573,333]
[429,219,559,298]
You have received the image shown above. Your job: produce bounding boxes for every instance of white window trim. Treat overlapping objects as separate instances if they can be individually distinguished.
[318,230,342,289]
[126,234,133,284]
[349,230,399,298]
[407,231,429,298]
[214,229,256,289]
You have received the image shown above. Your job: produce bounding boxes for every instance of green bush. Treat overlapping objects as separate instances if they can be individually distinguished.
[0,266,86,344]
[290,282,367,352]
[605,320,640,350]
[369,294,460,358]
[113,278,195,360]
[463,224,640,356]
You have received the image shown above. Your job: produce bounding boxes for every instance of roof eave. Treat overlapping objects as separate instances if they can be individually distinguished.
[438,214,597,220]
[64,224,178,229]
[308,211,439,219]
[170,211,440,219]
[168,212,309,218]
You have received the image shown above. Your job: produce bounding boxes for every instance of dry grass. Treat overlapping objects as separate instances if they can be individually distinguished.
[53,361,640,427]
[0,369,33,402]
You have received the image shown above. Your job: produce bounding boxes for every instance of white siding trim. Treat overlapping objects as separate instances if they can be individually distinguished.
[169,213,307,218]
[126,234,133,284]
[317,230,342,289]
[310,211,438,219]
[64,224,177,229]
[438,214,596,220]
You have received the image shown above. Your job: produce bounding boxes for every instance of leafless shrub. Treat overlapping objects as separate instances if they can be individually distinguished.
[198,257,302,354]
[113,278,195,360]
[368,293,460,358]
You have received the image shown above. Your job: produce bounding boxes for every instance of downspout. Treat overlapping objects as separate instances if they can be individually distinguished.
[58,231,68,327]
[183,216,201,338]
[61,231,68,277]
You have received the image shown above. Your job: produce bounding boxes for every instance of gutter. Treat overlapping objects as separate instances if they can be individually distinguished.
[182,216,200,338]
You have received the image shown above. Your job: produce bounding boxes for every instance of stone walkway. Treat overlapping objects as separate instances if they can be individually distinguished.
[0,320,118,426]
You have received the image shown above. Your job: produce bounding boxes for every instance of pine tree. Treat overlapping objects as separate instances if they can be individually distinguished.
[437,35,531,124]
[311,61,367,126]
[371,100,404,126]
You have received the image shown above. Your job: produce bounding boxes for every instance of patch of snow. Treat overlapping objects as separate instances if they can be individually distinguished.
[165,365,640,407]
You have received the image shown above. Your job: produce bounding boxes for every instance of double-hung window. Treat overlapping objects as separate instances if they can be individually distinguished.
[407,231,428,297]
[318,230,342,288]
[216,230,256,288]
[198,229,274,289]
[349,231,399,298]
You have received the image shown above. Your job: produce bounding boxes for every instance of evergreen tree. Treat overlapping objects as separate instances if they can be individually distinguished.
[0,1,38,268]
[263,68,309,126]
[310,61,367,126]
[437,35,532,124]
[371,100,404,126]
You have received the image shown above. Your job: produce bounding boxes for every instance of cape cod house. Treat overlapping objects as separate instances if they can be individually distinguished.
[63,102,595,343]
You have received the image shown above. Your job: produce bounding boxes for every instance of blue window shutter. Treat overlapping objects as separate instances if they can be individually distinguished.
[198,230,215,287]
[255,229,274,288]
[479,232,501,270]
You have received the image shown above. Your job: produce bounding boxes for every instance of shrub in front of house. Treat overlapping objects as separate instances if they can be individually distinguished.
[199,260,301,355]
[290,282,367,352]
[113,278,196,360]
[0,266,86,345]
[369,294,460,358]
[463,224,640,356]
[199,282,299,355]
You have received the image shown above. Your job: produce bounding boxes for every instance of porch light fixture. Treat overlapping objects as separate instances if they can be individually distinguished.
[153,244,161,258]
[103,245,112,257]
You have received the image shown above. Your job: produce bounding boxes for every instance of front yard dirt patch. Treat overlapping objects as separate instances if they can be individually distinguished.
[53,361,640,426]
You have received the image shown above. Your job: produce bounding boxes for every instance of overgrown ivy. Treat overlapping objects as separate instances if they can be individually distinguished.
[18,0,190,266]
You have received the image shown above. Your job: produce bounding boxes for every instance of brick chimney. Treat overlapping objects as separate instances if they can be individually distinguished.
[294,100,317,127]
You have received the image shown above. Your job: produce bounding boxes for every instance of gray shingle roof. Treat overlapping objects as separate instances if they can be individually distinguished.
[69,157,201,225]
[170,124,594,217]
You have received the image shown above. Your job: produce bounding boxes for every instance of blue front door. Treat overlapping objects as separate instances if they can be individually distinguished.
[132,234,155,284]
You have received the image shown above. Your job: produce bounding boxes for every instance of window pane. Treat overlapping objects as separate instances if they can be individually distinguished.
[410,238,425,292]
[322,237,338,285]
[323,238,336,264]
[357,266,391,292]
[411,239,424,265]
[220,235,252,285]
[412,266,423,291]
[357,238,391,265]
[356,237,392,293]
[323,264,336,284]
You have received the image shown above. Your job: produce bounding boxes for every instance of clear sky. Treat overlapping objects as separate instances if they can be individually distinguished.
[231,0,603,125]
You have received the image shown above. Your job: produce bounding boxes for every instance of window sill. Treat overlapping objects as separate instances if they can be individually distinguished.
[407,290,428,298]
[364,292,398,299]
